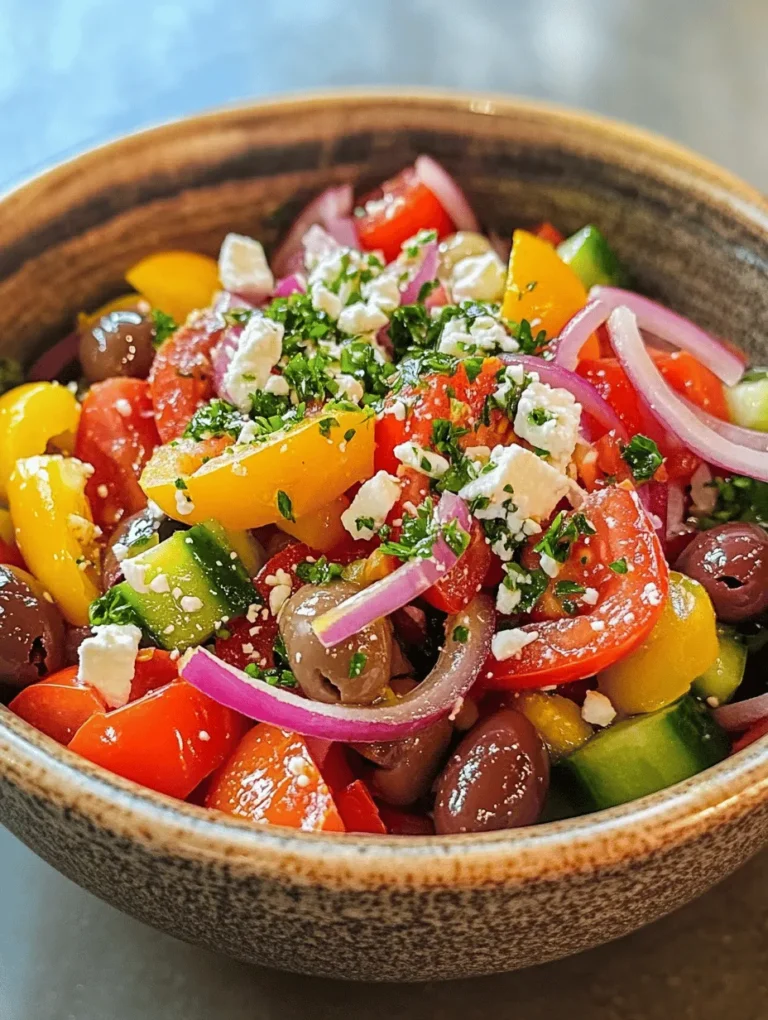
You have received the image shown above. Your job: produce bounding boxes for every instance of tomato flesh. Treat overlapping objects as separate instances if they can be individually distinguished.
[74,378,160,531]
[356,168,454,262]
[483,486,669,689]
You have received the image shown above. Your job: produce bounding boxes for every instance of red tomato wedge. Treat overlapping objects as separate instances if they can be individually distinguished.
[10,666,106,745]
[205,723,345,832]
[334,780,387,834]
[69,678,246,800]
[74,378,160,531]
[149,308,225,442]
[423,519,491,614]
[483,486,669,689]
[356,167,454,262]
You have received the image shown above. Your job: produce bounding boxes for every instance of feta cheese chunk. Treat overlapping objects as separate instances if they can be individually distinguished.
[394,442,450,479]
[218,233,274,300]
[514,380,582,472]
[264,374,290,396]
[491,627,539,661]
[121,557,150,593]
[335,374,365,404]
[310,282,342,321]
[438,314,516,358]
[460,444,572,527]
[78,624,142,709]
[450,251,506,303]
[496,582,522,615]
[337,301,389,337]
[341,470,401,540]
[362,273,400,315]
[581,690,617,728]
[223,315,284,411]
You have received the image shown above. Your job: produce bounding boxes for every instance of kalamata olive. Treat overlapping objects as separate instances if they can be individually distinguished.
[675,522,768,622]
[0,565,65,692]
[354,677,453,806]
[102,506,187,588]
[79,302,156,383]
[279,582,392,704]
[63,626,92,667]
[433,709,550,835]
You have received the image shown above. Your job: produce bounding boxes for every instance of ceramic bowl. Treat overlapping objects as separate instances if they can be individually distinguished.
[1,92,768,983]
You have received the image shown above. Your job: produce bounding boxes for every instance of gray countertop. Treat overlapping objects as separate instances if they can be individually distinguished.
[1,1,767,1016]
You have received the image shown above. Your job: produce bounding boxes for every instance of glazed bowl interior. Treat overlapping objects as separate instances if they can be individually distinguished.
[2,92,768,980]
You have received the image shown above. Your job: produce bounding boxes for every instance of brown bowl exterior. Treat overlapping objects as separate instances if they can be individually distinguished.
[1,92,768,982]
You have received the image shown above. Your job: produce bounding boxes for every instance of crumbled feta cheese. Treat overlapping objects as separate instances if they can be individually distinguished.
[198,730,211,742]
[590,620,606,632]
[514,380,582,472]
[115,398,132,418]
[311,282,342,320]
[264,374,290,396]
[337,301,389,336]
[269,584,292,617]
[459,445,573,559]
[464,445,491,465]
[492,363,527,407]
[218,233,274,300]
[149,573,170,594]
[362,273,400,315]
[175,489,194,516]
[450,251,506,303]
[641,582,663,606]
[223,315,284,411]
[265,568,292,588]
[491,628,539,661]
[437,314,515,358]
[582,587,599,606]
[180,595,203,613]
[67,514,101,546]
[246,603,260,624]
[78,624,142,709]
[394,442,450,479]
[97,484,109,499]
[581,690,616,727]
[496,583,522,615]
[111,542,128,563]
[341,471,401,540]
[122,558,150,593]
[335,374,365,403]
[382,399,407,421]
[539,553,561,579]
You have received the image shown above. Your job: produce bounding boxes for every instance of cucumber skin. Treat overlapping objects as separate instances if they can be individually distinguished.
[553,697,730,812]
[725,378,768,432]
[557,225,631,290]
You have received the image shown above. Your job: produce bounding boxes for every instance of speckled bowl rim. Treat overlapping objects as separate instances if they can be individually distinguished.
[2,89,768,891]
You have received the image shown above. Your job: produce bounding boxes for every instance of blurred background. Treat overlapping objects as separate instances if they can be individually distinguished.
[1,1,767,1018]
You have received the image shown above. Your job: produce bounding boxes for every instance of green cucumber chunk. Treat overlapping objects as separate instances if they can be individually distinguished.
[692,627,747,706]
[557,225,630,290]
[725,372,768,432]
[554,696,730,812]
[90,522,257,651]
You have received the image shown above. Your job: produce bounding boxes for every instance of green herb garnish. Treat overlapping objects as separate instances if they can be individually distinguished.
[620,434,663,482]
[277,490,295,522]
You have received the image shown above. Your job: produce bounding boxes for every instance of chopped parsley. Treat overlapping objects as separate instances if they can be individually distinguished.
[295,556,344,585]
[244,663,298,689]
[348,651,367,679]
[222,308,253,326]
[379,497,467,562]
[174,477,188,490]
[535,511,596,564]
[620,434,663,483]
[430,418,476,495]
[277,490,295,522]
[318,417,338,439]
[343,428,356,442]
[528,407,555,427]
[452,625,469,643]
[0,358,23,395]
[150,308,178,347]
[695,475,768,530]
[501,562,549,614]
[356,515,375,533]
[183,399,247,441]
[555,580,586,596]
[513,318,548,355]
[609,558,629,574]
[88,587,143,629]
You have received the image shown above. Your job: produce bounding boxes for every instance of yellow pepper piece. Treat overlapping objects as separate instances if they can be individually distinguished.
[515,691,593,760]
[501,229,588,337]
[279,495,350,553]
[8,455,101,626]
[125,251,220,323]
[0,383,81,502]
[141,408,374,531]
[77,292,143,328]
[0,508,15,548]
[362,547,398,585]
[598,571,718,715]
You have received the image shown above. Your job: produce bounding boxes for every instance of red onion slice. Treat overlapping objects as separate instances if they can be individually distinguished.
[272,185,356,278]
[273,274,307,298]
[592,286,745,386]
[714,692,768,733]
[28,330,80,382]
[211,326,243,401]
[180,593,495,742]
[552,299,610,370]
[399,240,438,304]
[686,400,768,453]
[312,492,472,649]
[607,307,768,482]
[414,155,480,232]
[498,354,628,441]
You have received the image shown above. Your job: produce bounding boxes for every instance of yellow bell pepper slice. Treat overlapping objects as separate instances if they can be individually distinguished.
[0,383,81,502]
[598,571,718,715]
[0,508,15,548]
[514,691,593,760]
[501,229,588,339]
[8,455,101,626]
[278,494,350,553]
[141,407,374,531]
[125,251,220,323]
